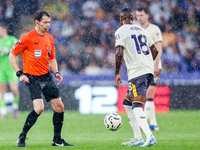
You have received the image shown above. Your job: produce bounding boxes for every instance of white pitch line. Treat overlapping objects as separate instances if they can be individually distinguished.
[0,137,200,140]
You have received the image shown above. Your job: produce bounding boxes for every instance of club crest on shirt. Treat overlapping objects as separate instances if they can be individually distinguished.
[48,49,51,58]
[35,50,41,58]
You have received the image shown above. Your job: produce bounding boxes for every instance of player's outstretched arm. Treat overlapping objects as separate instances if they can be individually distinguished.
[115,46,124,88]
[49,59,63,85]
[149,44,158,60]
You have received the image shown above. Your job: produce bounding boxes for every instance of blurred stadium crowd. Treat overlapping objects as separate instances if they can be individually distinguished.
[0,0,200,75]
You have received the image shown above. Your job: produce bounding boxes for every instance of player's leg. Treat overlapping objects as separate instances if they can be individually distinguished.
[129,74,156,147]
[20,99,44,136]
[17,99,43,147]
[43,77,73,146]
[0,60,9,119]
[132,96,156,147]
[50,98,64,139]
[17,78,43,147]
[131,95,153,138]
[10,83,19,118]
[4,59,19,117]
[124,98,143,140]
[49,98,73,146]
[145,85,158,130]
[8,68,20,118]
[122,93,144,146]
[0,83,7,119]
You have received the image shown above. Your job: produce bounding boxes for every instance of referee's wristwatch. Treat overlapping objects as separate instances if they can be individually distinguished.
[16,70,23,78]
[55,72,60,77]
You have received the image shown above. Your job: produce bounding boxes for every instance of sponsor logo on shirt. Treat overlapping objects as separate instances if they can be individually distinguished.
[35,50,41,58]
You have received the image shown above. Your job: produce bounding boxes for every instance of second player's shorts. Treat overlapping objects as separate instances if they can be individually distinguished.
[127,73,153,99]
[25,72,60,102]
[0,54,18,83]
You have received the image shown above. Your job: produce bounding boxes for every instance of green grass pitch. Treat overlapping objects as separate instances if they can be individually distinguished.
[0,110,200,150]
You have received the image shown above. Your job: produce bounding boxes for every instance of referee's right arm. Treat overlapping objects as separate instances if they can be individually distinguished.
[9,53,30,83]
[9,35,29,83]
[8,53,21,72]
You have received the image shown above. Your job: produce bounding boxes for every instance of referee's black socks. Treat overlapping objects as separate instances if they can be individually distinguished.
[20,109,39,137]
[53,111,64,140]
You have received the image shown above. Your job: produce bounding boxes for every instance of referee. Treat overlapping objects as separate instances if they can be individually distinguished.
[9,11,73,147]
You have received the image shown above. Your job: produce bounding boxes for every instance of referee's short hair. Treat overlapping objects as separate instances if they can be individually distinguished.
[34,11,50,22]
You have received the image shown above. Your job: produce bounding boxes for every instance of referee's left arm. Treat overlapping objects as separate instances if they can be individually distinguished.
[49,59,63,85]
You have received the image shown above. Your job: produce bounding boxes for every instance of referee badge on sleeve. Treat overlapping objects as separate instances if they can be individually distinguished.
[47,49,51,58]
[35,50,41,58]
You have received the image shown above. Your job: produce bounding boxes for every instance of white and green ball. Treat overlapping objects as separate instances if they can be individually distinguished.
[104,113,122,131]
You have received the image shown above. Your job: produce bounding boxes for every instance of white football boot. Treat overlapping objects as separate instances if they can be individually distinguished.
[122,138,144,146]
[140,135,156,147]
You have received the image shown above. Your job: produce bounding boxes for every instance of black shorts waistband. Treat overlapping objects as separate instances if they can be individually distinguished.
[24,72,51,81]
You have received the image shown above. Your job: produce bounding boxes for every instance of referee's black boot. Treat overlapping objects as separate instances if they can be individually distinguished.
[52,138,74,146]
[17,134,27,147]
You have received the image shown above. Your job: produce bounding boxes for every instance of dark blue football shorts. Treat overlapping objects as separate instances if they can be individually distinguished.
[127,73,153,99]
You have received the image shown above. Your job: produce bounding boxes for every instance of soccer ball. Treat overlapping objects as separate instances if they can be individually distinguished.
[104,113,122,131]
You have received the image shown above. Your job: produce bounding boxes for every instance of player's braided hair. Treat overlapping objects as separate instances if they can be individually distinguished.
[121,8,132,14]
[120,8,134,18]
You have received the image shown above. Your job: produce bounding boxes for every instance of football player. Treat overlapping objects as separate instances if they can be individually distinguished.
[0,24,19,119]
[115,8,158,147]
[136,8,163,131]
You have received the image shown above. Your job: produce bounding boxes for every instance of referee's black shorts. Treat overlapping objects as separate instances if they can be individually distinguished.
[25,72,60,102]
